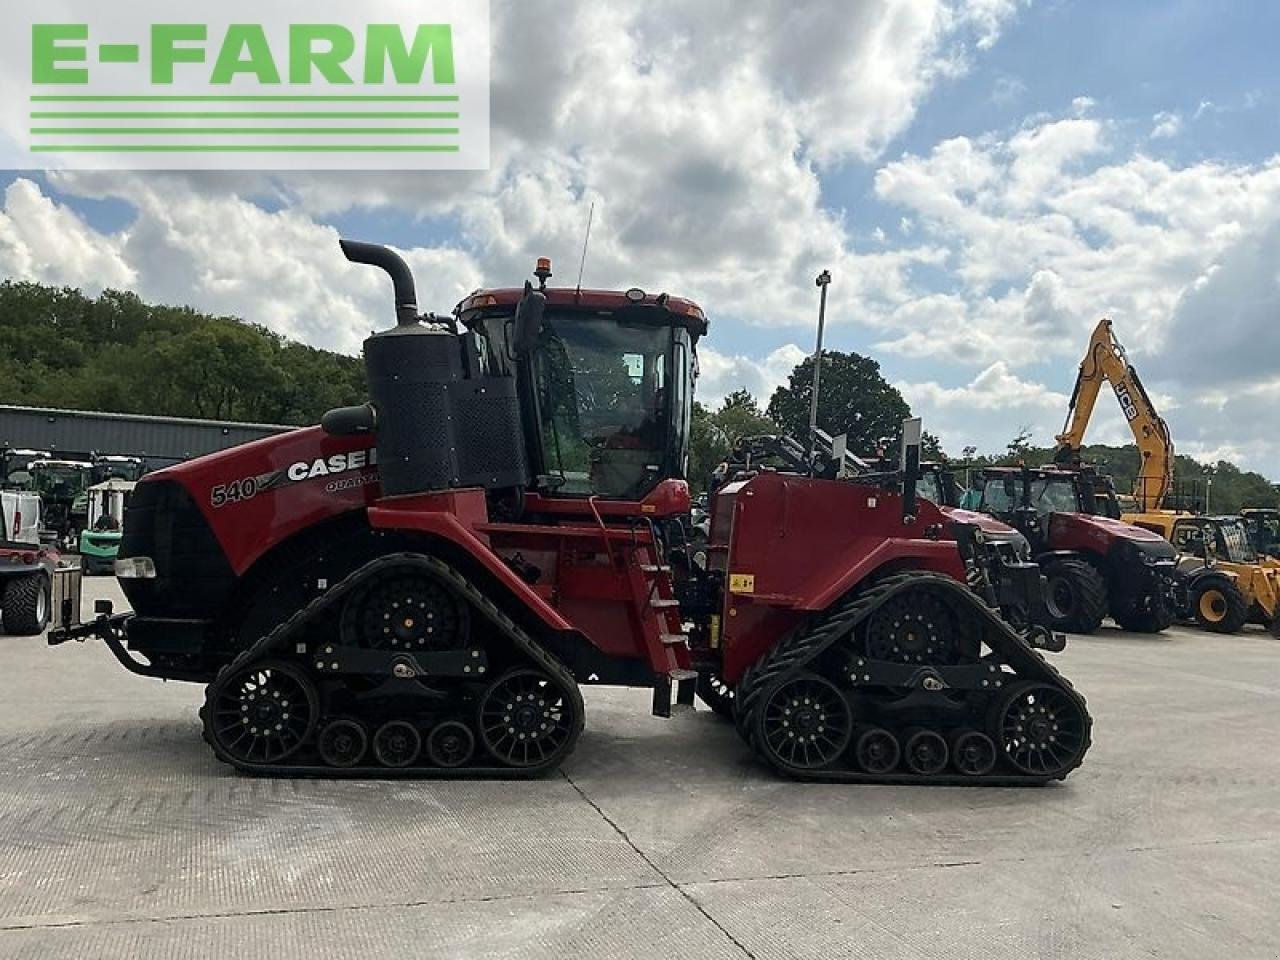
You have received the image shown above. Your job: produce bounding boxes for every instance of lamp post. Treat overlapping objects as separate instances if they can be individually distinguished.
[807,270,832,463]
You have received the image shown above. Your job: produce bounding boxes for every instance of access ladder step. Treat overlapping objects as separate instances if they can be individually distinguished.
[651,669,700,718]
[639,564,671,574]
[659,632,688,646]
[650,598,680,609]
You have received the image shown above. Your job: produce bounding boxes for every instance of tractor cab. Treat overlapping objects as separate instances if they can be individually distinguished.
[1242,509,1280,558]
[978,466,1124,553]
[91,455,147,485]
[457,264,706,503]
[1170,516,1258,565]
[29,458,92,544]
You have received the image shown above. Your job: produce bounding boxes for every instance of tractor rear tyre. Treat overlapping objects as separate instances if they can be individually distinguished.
[1189,577,1247,634]
[1040,558,1107,634]
[2,574,48,636]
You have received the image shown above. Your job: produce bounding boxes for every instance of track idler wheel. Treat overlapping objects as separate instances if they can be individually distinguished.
[950,728,997,777]
[903,727,949,776]
[478,669,579,768]
[753,671,853,772]
[853,726,900,774]
[373,721,421,767]
[318,719,368,768]
[991,682,1088,777]
[426,720,476,768]
[207,660,319,765]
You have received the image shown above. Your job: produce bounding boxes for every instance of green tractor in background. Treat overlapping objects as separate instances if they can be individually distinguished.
[79,480,135,575]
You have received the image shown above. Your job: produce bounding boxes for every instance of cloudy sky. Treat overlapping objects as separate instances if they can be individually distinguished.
[3,0,1279,475]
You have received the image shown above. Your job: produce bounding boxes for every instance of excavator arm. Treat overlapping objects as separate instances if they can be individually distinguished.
[1053,318,1174,512]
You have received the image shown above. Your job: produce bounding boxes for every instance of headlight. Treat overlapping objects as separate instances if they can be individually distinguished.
[115,556,157,579]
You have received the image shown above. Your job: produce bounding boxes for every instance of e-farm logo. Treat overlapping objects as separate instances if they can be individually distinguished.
[0,1,489,171]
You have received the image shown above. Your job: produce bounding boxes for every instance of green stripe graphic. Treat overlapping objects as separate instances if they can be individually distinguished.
[30,95,459,102]
[31,144,462,153]
[31,112,459,119]
[32,128,460,136]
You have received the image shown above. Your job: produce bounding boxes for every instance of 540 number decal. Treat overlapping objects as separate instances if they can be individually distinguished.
[210,475,261,508]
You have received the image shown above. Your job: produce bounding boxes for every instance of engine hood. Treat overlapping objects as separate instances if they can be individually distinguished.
[941,506,1020,537]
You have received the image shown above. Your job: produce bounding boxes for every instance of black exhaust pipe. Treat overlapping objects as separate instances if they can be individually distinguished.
[339,239,419,326]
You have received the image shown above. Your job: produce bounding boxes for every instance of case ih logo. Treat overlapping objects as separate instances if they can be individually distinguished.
[210,450,379,508]
[1,0,490,171]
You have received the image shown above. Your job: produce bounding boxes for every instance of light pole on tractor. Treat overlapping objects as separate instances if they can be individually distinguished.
[807,269,832,465]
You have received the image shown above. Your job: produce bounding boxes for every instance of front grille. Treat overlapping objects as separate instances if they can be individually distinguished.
[119,479,235,618]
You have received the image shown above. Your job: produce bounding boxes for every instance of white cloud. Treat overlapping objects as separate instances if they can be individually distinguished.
[697,343,808,408]
[0,179,134,291]
[1150,111,1183,139]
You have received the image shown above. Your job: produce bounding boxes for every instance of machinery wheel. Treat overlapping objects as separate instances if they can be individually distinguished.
[2,574,48,636]
[1040,557,1107,633]
[1112,596,1175,633]
[854,727,900,774]
[903,728,949,776]
[696,671,735,718]
[1190,578,1247,634]
[752,671,852,772]
[317,719,368,768]
[864,592,964,664]
[206,661,319,765]
[950,729,997,776]
[991,682,1089,777]
[425,720,476,768]
[373,721,421,767]
[340,571,469,651]
[477,669,579,768]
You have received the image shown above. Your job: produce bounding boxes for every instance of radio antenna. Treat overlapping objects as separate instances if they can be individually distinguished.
[575,201,595,294]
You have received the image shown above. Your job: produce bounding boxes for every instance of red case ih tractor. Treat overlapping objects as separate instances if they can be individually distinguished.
[51,242,1090,784]
[976,466,1177,633]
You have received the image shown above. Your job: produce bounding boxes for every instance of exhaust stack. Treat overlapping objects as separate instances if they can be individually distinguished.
[340,239,419,327]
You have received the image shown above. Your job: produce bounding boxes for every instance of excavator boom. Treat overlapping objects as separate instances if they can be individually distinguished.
[1053,318,1173,512]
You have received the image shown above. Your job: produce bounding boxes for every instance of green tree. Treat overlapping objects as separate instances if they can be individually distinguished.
[688,390,776,492]
[766,350,912,457]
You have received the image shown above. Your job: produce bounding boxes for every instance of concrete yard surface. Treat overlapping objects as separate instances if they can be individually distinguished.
[0,576,1276,959]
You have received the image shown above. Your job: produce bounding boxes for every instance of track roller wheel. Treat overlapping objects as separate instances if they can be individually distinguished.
[317,719,368,768]
[992,682,1088,777]
[426,720,476,768]
[753,671,852,772]
[853,726,900,774]
[206,661,319,765]
[950,728,997,777]
[903,727,949,776]
[478,669,578,768]
[373,721,421,767]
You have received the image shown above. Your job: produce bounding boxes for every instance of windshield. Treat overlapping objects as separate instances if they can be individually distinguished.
[917,472,943,506]
[31,466,88,498]
[94,462,144,483]
[1219,522,1257,563]
[981,475,1079,515]
[533,313,683,499]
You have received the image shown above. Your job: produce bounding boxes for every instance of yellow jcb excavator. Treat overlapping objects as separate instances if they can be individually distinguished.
[1053,318,1280,635]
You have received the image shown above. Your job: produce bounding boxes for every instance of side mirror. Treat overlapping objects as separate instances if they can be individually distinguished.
[513,281,546,357]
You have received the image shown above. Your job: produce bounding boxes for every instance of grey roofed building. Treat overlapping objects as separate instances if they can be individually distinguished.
[0,404,295,468]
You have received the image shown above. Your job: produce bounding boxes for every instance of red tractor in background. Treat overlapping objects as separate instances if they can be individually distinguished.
[976,466,1177,634]
[51,242,1090,784]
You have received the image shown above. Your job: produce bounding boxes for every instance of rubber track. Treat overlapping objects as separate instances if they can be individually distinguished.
[734,571,1092,785]
[199,552,585,778]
